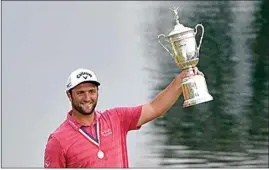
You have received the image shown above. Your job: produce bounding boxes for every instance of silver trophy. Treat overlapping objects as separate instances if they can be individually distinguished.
[158,7,213,107]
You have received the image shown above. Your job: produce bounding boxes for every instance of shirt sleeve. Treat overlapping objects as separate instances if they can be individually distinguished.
[44,135,66,168]
[114,105,143,132]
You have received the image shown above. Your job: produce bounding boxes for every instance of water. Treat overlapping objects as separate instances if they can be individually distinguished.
[142,1,268,168]
[1,1,268,168]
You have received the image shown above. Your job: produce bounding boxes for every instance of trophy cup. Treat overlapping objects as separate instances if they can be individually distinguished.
[158,7,213,107]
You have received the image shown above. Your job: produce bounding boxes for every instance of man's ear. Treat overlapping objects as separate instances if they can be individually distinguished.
[66,91,72,102]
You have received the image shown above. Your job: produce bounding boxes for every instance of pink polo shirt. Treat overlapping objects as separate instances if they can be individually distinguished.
[44,105,142,168]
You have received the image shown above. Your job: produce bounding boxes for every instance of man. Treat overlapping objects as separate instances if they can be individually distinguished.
[44,67,203,168]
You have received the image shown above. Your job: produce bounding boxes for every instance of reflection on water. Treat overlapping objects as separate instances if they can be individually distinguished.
[143,0,268,168]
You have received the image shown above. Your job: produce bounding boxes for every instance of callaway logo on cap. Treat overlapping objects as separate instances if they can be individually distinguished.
[66,68,101,91]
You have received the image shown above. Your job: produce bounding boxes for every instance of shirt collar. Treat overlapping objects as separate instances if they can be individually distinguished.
[67,110,101,131]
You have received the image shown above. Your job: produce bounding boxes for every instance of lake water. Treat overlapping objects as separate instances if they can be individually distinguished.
[2,1,268,168]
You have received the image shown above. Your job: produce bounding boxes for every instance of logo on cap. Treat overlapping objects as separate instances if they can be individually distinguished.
[67,82,72,88]
[76,72,92,80]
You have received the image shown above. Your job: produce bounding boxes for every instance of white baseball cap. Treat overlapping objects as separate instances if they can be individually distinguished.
[66,68,100,91]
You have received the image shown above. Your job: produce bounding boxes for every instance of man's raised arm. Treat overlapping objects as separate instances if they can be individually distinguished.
[137,67,203,127]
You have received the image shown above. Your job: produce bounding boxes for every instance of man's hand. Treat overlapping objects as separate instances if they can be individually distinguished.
[174,67,204,85]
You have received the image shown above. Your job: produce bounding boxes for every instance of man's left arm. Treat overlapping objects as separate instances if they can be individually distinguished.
[137,67,203,127]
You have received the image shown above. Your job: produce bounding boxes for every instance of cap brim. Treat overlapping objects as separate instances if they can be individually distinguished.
[78,80,100,87]
[87,80,100,86]
[67,80,101,92]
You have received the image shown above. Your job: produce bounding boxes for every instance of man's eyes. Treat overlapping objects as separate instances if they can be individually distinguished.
[77,90,96,94]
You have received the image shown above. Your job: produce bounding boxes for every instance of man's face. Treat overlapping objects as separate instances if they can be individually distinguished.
[67,82,98,115]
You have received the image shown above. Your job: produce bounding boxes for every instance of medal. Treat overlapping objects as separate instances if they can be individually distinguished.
[79,122,105,158]
[97,150,104,159]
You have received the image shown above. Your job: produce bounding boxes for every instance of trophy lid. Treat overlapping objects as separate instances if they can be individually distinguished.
[167,7,193,37]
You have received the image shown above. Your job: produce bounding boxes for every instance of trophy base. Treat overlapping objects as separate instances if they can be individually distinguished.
[182,74,213,108]
[183,94,213,108]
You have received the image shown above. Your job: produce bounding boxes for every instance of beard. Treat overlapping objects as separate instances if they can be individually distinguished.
[71,98,97,115]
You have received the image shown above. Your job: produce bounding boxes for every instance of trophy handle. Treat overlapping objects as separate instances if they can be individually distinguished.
[194,24,204,52]
[157,34,174,57]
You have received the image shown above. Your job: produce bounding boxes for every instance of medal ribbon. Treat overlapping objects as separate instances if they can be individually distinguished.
[79,122,100,147]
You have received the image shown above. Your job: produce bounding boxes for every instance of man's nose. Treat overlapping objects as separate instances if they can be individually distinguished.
[84,93,91,101]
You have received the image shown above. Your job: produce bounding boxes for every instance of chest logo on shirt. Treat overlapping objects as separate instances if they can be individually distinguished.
[101,129,112,136]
